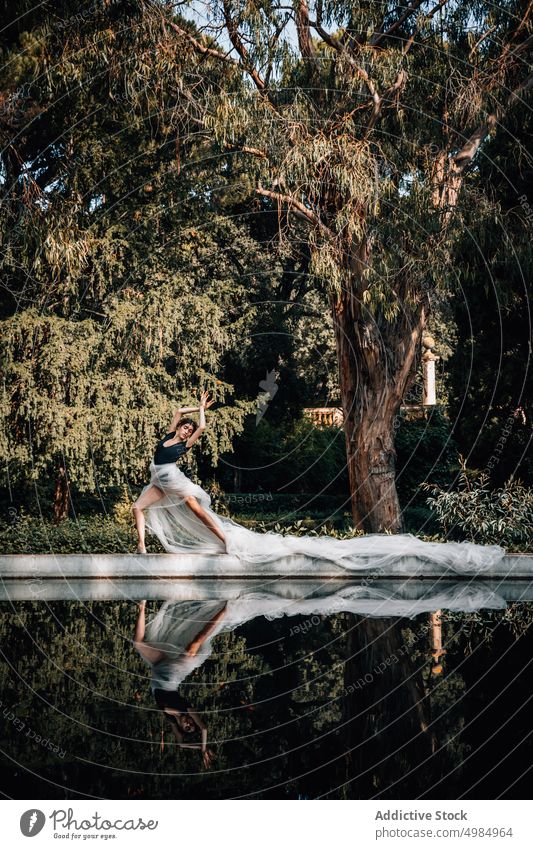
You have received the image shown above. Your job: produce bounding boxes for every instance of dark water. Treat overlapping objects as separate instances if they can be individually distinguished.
[1,593,532,800]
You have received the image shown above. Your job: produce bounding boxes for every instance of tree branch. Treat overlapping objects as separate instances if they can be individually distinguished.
[401,0,452,56]
[370,0,426,47]
[513,0,533,37]
[439,69,533,217]
[256,185,334,237]
[295,0,315,60]
[222,0,267,92]
[167,21,238,67]
[166,11,282,117]
[366,68,408,132]
[451,68,533,174]
[309,18,407,133]
[309,19,382,130]
[224,142,268,159]
[468,25,496,60]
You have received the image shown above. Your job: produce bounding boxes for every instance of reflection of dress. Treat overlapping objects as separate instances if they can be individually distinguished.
[140,582,507,689]
[141,460,504,574]
[143,600,227,691]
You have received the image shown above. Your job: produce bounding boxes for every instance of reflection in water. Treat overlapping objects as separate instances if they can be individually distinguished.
[0,581,531,799]
[133,582,509,771]
[134,600,227,769]
[344,616,439,798]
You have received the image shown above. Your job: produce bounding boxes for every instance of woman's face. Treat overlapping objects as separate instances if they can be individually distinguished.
[177,714,196,733]
[178,423,194,440]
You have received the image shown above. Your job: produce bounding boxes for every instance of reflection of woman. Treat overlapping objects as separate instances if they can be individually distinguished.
[133,600,227,768]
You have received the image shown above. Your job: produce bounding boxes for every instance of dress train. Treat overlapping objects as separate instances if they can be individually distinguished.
[141,462,505,574]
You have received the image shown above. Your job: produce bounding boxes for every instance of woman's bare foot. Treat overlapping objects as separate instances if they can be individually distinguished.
[138,600,146,611]
[136,543,147,554]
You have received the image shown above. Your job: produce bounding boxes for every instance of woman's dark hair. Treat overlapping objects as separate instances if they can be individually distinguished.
[154,689,200,741]
[176,417,197,435]
[169,714,200,742]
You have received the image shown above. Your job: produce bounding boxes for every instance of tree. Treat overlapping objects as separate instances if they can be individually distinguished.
[150,0,532,531]
[0,1,273,518]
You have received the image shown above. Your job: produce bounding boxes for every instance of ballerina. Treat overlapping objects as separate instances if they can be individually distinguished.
[132,391,505,574]
[132,391,227,554]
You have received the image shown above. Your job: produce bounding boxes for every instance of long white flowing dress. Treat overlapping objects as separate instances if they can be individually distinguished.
[141,447,505,574]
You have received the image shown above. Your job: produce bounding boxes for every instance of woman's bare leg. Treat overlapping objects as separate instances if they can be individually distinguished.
[132,485,164,552]
[134,600,147,642]
[184,496,226,546]
[132,601,166,663]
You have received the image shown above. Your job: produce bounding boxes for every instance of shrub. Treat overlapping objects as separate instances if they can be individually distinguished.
[422,460,533,551]
[0,511,361,554]
[251,519,364,539]
[0,513,140,554]
[395,407,459,510]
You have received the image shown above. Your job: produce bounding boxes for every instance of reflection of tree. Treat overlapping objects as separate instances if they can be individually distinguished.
[343,615,469,798]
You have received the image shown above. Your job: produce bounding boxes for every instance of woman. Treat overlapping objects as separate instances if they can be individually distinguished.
[132,391,227,554]
[132,390,505,573]
[133,600,226,768]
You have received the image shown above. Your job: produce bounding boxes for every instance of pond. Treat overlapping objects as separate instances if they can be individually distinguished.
[1,578,532,800]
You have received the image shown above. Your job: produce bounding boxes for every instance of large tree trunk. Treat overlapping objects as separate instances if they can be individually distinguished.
[330,274,427,533]
[53,464,70,525]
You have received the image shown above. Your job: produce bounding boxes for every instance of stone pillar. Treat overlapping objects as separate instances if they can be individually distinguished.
[422,334,439,406]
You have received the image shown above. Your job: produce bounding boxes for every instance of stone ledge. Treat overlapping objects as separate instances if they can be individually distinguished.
[0,552,531,579]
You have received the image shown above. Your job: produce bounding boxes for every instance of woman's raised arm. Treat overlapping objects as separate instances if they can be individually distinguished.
[167,393,214,434]
[167,408,183,432]
[184,391,214,448]
[167,405,200,432]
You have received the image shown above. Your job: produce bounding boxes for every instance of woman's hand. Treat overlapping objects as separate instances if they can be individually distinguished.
[199,391,214,410]
[202,748,216,769]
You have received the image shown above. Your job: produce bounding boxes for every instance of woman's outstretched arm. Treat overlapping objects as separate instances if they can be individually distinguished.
[185,391,214,448]
[167,406,192,431]
[168,392,214,434]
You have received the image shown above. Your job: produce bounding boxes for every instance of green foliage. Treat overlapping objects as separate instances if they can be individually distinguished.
[423,461,533,550]
[252,517,363,539]
[395,407,459,522]
[0,512,138,554]
[0,509,362,554]
[446,143,533,485]
[227,414,349,496]
[0,1,275,508]
[1,0,531,533]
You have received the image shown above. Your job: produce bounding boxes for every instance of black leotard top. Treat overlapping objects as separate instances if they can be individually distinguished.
[153,433,190,465]
[154,688,191,713]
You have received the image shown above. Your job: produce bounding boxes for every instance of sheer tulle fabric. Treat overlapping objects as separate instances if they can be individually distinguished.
[140,584,507,691]
[142,462,505,573]
[143,600,227,691]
